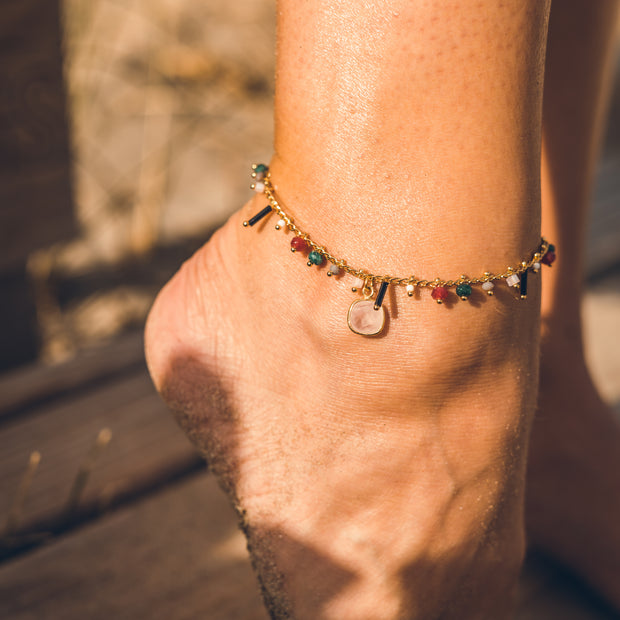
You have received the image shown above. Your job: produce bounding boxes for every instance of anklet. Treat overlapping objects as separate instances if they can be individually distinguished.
[244,164,556,336]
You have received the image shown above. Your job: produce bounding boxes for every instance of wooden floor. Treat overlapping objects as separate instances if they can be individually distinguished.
[0,268,619,619]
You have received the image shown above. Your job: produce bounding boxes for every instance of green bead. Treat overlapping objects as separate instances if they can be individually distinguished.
[548,243,556,253]
[254,163,268,173]
[456,283,472,298]
[308,251,324,266]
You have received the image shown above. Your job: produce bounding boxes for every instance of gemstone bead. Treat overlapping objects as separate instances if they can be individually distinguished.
[532,261,541,272]
[327,264,340,276]
[541,251,556,266]
[253,164,269,180]
[275,219,286,230]
[431,286,448,303]
[351,278,364,292]
[252,181,265,193]
[506,274,520,288]
[290,236,308,252]
[548,243,556,253]
[455,283,472,300]
[481,281,495,295]
[308,250,324,266]
[406,284,415,297]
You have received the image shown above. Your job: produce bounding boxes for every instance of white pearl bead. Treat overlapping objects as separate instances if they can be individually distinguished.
[481,281,494,292]
[533,262,541,271]
[277,219,286,229]
[253,181,265,193]
[353,278,364,288]
[506,274,520,288]
[329,264,340,275]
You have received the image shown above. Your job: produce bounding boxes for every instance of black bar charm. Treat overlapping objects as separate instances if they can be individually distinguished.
[243,206,272,227]
[520,269,528,299]
[374,281,389,310]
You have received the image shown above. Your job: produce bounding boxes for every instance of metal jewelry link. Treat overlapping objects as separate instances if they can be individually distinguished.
[261,174,550,290]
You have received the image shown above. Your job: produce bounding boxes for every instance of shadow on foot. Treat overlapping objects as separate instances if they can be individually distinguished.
[157,353,357,619]
[155,352,521,619]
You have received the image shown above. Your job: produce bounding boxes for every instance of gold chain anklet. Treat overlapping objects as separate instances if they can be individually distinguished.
[243,163,557,336]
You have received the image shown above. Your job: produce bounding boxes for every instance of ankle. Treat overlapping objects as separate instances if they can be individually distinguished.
[231,200,542,476]
[146,202,536,620]
[267,154,542,280]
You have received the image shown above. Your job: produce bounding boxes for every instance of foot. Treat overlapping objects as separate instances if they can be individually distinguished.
[145,193,541,619]
[526,331,620,610]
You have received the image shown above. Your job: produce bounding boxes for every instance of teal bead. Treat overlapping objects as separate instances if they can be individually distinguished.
[308,251,324,266]
[548,243,556,253]
[254,163,269,173]
[456,283,472,299]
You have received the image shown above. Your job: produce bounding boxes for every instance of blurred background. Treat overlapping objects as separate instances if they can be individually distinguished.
[1,0,275,371]
[0,2,619,619]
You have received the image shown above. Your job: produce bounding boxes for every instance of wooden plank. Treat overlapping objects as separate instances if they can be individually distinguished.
[0,472,268,620]
[0,0,76,269]
[0,267,39,372]
[0,368,201,541]
[0,469,614,620]
[0,331,146,421]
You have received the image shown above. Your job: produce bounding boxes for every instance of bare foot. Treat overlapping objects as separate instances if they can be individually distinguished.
[145,196,541,619]
[526,330,620,610]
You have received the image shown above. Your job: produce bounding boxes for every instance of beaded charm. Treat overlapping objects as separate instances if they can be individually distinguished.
[307,251,324,266]
[506,273,520,288]
[431,286,449,304]
[482,281,495,295]
[456,283,472,300]
[290,236,308,252]
[252,163,269,180]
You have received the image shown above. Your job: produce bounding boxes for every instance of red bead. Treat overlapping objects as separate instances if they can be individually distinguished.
[541,251,556,266]
[431,286,448,303]
[290,236,308,253]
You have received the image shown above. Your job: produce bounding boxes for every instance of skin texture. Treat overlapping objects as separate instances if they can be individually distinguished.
[272,0,548,274]
[145,0,620,617]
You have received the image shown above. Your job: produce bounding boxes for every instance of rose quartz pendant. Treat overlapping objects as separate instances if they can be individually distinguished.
[347,299,385,336]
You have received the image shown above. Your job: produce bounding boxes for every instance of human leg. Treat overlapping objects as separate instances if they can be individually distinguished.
[526,0,620,608]
[146,1,551,618]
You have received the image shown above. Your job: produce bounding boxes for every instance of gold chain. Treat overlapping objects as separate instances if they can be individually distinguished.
[259,173,550,290]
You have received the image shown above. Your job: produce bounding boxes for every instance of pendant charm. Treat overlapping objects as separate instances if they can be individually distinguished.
[347,281,385,336]
[348,300,385,335]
